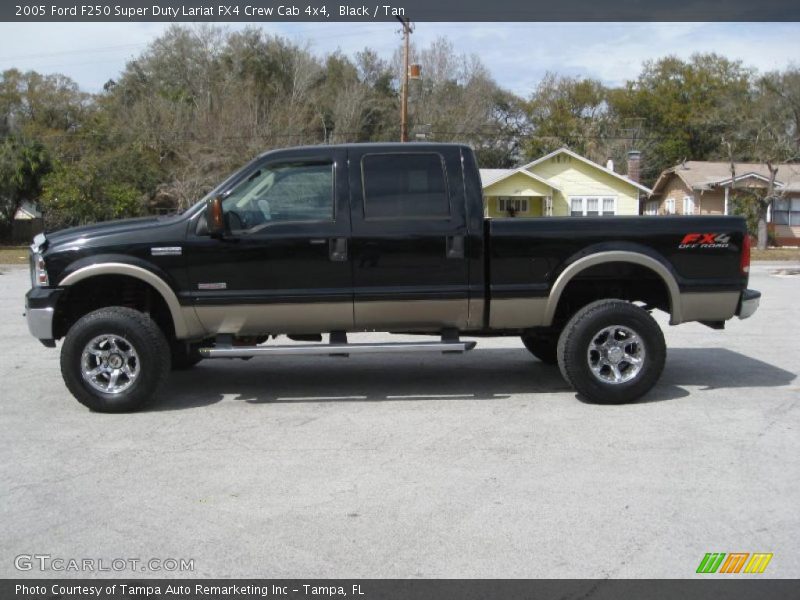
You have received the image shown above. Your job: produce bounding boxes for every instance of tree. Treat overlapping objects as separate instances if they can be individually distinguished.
[40,148,155,230]
[316,52,370,142]
[609,53,754,183]
[725,68,799,249]
[759,66,800,154]
[354,49,399,142]
[0,136,50,240]
[523,73,610,161]
[0,68,87,136]
[391,37,522,166]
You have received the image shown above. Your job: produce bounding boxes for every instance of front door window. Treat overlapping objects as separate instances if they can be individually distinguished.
[222,162,334,233]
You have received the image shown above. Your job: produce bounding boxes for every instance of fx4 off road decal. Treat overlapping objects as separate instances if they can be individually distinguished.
[679,233,731,249]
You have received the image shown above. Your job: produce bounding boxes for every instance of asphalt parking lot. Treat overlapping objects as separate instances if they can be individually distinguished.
[0,262,798,579]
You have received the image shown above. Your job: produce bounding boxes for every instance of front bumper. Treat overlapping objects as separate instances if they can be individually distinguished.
[25,287,63,346]
[737,289,761,320]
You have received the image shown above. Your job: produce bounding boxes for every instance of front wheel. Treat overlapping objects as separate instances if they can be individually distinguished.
[557,300,666,404]
[60,307,171,412]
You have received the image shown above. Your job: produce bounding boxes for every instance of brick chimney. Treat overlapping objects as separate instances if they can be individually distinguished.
[627,150,642,183]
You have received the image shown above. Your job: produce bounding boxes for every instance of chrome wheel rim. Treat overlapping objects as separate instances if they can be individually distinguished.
[587,325,646,385]
[80,334,139,394]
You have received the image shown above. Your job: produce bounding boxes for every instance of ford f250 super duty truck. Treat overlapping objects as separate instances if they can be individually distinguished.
[25,143,760,412]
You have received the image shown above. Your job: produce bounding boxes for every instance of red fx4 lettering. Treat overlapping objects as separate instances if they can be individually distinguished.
[680,233,731,246]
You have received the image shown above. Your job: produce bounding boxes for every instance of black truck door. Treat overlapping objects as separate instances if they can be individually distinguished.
[347,146,470,330]
[184,147,353,336]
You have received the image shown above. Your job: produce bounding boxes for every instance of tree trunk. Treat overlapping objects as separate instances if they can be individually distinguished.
[757,206,769,250]
[758,163,780,250]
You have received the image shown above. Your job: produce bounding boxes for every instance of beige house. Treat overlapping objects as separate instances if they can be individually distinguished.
[648,161,800,246]
[480,148,651,218]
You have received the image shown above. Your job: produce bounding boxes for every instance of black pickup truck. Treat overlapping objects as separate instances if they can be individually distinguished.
[25,143,760,412]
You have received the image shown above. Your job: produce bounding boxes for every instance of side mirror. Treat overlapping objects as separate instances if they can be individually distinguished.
[206,196,225,237]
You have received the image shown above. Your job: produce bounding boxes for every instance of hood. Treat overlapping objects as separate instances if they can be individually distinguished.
[43,215,178,248]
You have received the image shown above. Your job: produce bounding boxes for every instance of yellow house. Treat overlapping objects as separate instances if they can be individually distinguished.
[481,148,651,218]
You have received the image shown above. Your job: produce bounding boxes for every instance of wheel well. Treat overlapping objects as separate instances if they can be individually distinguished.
[54,275,175,340]
[551,262,671,328]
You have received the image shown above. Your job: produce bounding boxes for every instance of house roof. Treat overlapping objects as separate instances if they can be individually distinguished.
[520,147,653,195]
[14,201,41,220]
[713,172,786,188]
[652,161,800,195]
[479,169,514,187]
[479,167,563,192]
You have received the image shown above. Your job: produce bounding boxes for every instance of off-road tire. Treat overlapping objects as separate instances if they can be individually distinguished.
[60,307,171,412]
[521,333,558,365]
[557,299,666,404]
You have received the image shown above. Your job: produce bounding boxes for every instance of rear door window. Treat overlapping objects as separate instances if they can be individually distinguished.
[361,153,450,220]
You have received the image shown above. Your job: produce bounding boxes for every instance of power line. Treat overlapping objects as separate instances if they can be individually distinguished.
[0,42,148,62]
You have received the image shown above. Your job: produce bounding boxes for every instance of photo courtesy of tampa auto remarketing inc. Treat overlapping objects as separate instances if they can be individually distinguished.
[0,0,798,598]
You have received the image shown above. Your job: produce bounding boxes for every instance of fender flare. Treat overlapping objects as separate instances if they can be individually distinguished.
[58,262,203,339]
[543,250,683,326]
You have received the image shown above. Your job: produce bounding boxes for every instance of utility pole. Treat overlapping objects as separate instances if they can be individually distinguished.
[397,15,412,142]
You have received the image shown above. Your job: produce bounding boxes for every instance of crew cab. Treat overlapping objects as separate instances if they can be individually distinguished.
[25,143,760,412]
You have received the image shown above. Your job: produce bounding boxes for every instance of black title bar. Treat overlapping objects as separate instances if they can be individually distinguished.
[4,579,800,600]
[4,0,800,22]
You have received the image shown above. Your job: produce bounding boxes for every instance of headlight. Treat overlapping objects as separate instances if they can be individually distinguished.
[30,252,49,287]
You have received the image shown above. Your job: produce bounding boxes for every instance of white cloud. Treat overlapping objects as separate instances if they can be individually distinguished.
[1,21,798,96]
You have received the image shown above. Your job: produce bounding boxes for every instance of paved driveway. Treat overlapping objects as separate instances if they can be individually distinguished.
[0,263,797,578]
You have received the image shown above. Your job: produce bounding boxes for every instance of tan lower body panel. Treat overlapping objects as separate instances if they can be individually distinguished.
[466,297,485,330]
[490,291,740,329]
[188,291,738,337]
[192,303,354,336]
[354,299,469,331]
[678,291,740,323]
[489,297,548,329]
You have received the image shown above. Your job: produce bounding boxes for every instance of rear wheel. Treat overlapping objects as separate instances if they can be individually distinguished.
[557,299,666,404]
[60,307,171,412]
[521,333,558,364]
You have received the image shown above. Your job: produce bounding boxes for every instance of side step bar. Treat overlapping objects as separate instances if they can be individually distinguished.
[199,340,476,359]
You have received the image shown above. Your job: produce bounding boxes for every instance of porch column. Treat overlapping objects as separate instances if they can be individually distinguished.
[724,187,729,215]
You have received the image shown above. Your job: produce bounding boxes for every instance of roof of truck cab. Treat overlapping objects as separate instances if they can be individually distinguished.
[257,142,470,157]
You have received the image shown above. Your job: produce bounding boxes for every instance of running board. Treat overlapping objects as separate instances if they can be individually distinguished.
[199,340,476,359]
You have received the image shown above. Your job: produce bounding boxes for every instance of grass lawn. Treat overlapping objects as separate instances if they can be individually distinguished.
[0,246,29,264]
[752,248,800,261]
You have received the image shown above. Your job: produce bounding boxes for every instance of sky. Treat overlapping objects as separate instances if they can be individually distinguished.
[1,21,799,96]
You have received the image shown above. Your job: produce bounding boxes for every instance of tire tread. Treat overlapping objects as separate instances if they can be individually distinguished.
[60,306,170,412]
[557,299,666,404]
